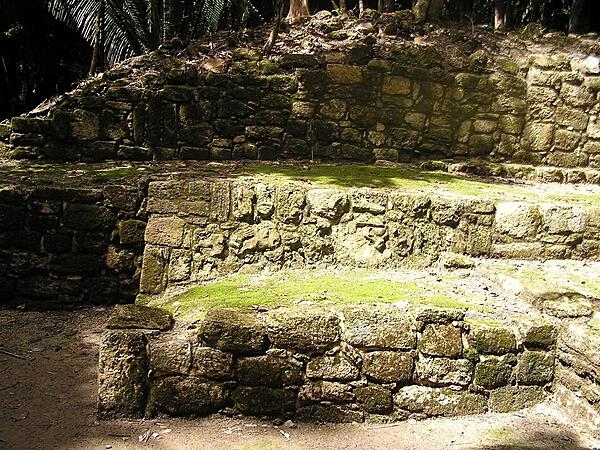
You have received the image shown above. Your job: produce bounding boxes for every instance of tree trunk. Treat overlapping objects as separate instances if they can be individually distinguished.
[358,0,365,16]
[378,0,384,13]
[504,0,513,30]
[413,0,430,22]
[494,0,505,29]
[286,0,310,19]
[264,0,285,55]
[89,0,105,75]
[569,0,590,34]
[339,0,347,13]
[427,0,443,21]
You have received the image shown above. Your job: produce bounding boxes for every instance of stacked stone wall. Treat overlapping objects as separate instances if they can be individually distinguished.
[98,304,557,421]
[140,178,600,295]
[0,184,147,306]
[1,51,599,167]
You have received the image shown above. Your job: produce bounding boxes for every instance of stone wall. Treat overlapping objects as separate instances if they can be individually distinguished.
[0,183,146,306]
[98,304,557,420]
[1,49,599,167]
[139,178,600,295]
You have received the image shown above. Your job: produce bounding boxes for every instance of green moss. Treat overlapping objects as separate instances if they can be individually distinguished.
[146,270,491,323]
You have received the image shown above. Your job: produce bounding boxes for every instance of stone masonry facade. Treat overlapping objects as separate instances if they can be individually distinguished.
[1,50,599,167]
[98,304,557,422]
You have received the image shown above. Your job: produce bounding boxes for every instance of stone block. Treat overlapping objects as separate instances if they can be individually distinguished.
[473,359,513,389]
[298,381,354,403]
[139,245,168,294]
[556,106,589,130]
[415,357,473,387]
[343,304,416,350]
[193,347,233,380]
[266,307,340,354]
[540,205,586,234]
[306,353,360,381]
[327,64,363,84]
[150,337,191,375]
[468,323,516,355]
[145,216,186,247]
[553,129,582,152]
[199,309,266,354]
[98,330,149,418]
[148,376,228,416]
[232,386,297,416]
[494,202,541,239]
[355,385,393,414]
[363,351,413,383]
[488,386,547,412]
[296,404,364,423]
[382,76,411,96]
[237,355,303,387]
[118,219,146,245]
[394,386,487,417]
[107,304,173,331]
[62,204,116,231]
[516,351,555,385]
[418,324,462,357]
[522,122,555,152]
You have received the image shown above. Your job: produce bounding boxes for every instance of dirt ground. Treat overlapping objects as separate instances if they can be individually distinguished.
[0,307,598,450]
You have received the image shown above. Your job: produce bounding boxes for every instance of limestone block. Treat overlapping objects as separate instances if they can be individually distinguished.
[148,376,228,416]
[210,180,231,222]
[327,64,363,84]
[306,189,349,221]
[343,304,416,349]
[297,404,364,423]
[107,304,173,331]
[526,87,557,121]
[516,351,555,385]
[382,76,411,96]
[473,359,513,389]
[145,216,185,247]
[237,355,303,386]
[167,248,191,282]
[571,55,600,74]
[232,183,255,222]
[320,99,347,120]
[62,203,116,231]
[276,185,306,224]
[265,307,340,354]
[404,112,426,130]
[193,347,233,380]
[70,109,100,140]
[199,309,266,354]
[355,385,393,413]
[540,204,586,234]
[560,84,596,108]
[559,320,600,369]
[306,353,360,381]
[98,330,149,418]
[587,116,600,139]
[472,119,497,134]
[556,106,589,130]
[553,129,582,152]
[139,245,169,294]
[150,337,192,375]
[415,357,473,386]
[298,381,354,403]
[494,202,541,239]
[255,183,276,219]
[363,351,413,383]
[488,385,547,412]
[468,134,495,155]
[520,321,559,349]
[467,323,516,355]
[232,386,297,415]
[498,115,525,135]
[419,324,463,357]
[394,386,487,416]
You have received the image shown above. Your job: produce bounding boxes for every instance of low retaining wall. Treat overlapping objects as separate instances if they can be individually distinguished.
[98,304,558,421]
[0,183,146,306]
[140,178,600,295]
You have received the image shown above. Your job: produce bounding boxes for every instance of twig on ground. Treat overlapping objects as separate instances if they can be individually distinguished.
[0,348,25,360]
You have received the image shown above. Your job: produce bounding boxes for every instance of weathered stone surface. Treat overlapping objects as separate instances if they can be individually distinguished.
[118,219,146,245]
[306,353,360,381]
[355,385,393,414]
[468,323,516,355]
[342,304,416,349]
[298,381,354,403]
[148,377,228,416]
[265,307,340,354]
[98,330,148,418]
[150,337,191,375]
[394,386,487,416]
[516,351,554,385]
[488,386,547,412]
[107,304,173,331]
[415,357,473,387]
[199,309,266,353]
[495,203,540,239]
[297,404,364,423]
[62,204,116,230]
[232,386,297,415]
[520,321,559,349]
[237,355,303,386]
[473,359,513,389]
[145,216,186,246]
[139,245,168,294]
[363,351,413,383]
[327,64,363,84]
[193,347,233,380]
[418,324,462,357]
[306,189,349,221]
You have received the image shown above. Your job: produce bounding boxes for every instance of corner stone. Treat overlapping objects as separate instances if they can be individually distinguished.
[107,304,173,331]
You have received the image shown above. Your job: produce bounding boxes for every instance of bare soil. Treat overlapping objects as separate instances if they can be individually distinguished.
[0,307,599,450]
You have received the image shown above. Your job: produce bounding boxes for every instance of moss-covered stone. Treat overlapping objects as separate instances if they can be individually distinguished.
[363,351,413,383]
[296,404,364,423]
[232,386,297,416]
[418,324,463,357]
[415,357,473,386]
[521,321,559,349]
[394,386,487,417]
[468,322,516,355]
[237,355,303,387]
[298,381,354,403]
[488,385,547,412]
[306,353,360,381]
[192,347,233,380]
[198,308,266,354]
[150,337,191,375]
[355,385,393,414]
[516,351,555,385]
[147,376,228,416]
[98,330,149,418]
[118,219,146,245]
[107,304,173,331]
[473,359,513,389]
